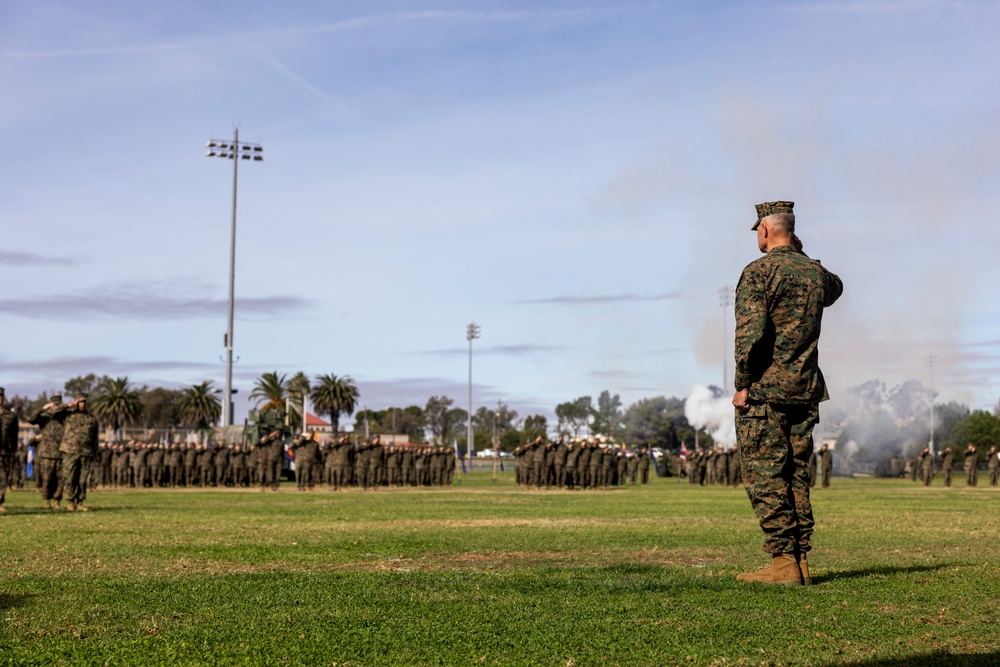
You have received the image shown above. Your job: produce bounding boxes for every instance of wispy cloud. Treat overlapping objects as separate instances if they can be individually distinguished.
[1,355,216,375]
[514,293,679,305]
[589,369,640,379]
[0,8,627,61]
[0,282,310,321]
[418,344,565,357]
[784,0,968,16]
[0,40,195,60]
[959,338,1000,349]
[0,250,80,267]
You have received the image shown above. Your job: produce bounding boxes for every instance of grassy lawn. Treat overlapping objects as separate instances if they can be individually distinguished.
[1,475,998,666]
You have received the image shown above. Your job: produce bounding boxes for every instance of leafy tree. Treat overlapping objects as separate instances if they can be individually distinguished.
[590,390,623,438]
[177,382,222,430]
[353,409,375,435]
[522,414,548,441]
[310,373,359,436]
[555,396,591,436]
[64,374,99,397]
[472,406,498,438]
[495,402,518,432]
[358,405,428,442]
[444,407,469,445]
[249,372,288,409]
[621,396,680,449]
[394,405,427,442]
[141,387,182,428]
[499,429,523,452]
[424,396,454,445]
[949,410,1000,456]
[90,376,143,436]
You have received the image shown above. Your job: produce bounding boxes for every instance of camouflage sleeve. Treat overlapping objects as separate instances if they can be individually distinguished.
[733,265,767,392]
[25,406,46,425]
[821,266,843,308]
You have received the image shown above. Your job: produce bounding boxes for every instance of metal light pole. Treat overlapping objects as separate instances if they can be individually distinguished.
[926,355,939,457]
[466,322,481,470]
[205,127,263,426]
[719,285,734,391]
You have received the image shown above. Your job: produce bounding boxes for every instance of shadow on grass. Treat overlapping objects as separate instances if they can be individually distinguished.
[0,594,31,612]
[815,563,955,584]
[824,651,1000,666]
[1,505,138,515]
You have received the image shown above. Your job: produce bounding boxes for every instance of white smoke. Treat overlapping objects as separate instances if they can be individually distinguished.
[684,384,737,449]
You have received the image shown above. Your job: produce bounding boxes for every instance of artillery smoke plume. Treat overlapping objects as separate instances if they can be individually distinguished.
[684,384,736,449]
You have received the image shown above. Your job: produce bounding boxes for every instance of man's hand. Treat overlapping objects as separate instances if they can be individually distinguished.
[732,388,750,410]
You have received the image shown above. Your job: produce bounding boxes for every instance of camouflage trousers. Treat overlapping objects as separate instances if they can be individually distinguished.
[38,457,64,501]
[0,454,13,504]
[736,402,818,556]
[258,456,280,490]
[63,451,92,505]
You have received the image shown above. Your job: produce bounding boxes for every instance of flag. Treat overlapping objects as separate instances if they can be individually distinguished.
[680,442,689,462]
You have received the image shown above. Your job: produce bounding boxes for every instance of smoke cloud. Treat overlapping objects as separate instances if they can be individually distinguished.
[684,384,737,449]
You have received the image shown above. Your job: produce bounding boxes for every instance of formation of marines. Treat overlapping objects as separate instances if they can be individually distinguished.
[890,443,999,488]
[683,447,743,487]
[512,435,656,490]
[7,430,462,506]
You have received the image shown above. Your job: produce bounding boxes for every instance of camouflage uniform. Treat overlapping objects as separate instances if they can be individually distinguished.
[820,445,833,488]
[941,448,954,487]
[0,391,19,508]
[734,216,843,557]
[59,400,100,508]
[988,446,999,488]
[27,400,66,504]
[964,445,978,487]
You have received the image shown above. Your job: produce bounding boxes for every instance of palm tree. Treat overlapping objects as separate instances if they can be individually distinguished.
[177,381,222,429]
[287,371,311,431]
[249,371,288,409]
[311,374,359,436]
[90,376,143,439]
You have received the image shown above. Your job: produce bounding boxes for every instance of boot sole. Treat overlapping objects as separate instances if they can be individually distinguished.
[736,576,804,585]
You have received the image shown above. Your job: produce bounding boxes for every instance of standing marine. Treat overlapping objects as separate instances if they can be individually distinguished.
[59,393,100,511]
[988,445,998,488]
[964,443,979,487]
[0,388,20,513]
[27,393,66,508]
[732,200,843,586]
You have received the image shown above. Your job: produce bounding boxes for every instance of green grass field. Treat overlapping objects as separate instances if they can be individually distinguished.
[2,475,998,666]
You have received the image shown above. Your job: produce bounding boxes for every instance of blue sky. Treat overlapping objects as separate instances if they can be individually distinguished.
[2,1,999,431]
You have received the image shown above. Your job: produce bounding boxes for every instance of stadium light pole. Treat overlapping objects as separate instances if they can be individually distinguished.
[466,322,481,469]
[926,355,939,457]
[719,285,734,392]
[205,126,263,426]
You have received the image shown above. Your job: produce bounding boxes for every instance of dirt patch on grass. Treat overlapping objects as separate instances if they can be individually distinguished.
[167,546,726,575]
[7,546,727,579]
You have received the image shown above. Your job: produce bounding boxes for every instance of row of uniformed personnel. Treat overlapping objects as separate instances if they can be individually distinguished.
[513,436,654,489]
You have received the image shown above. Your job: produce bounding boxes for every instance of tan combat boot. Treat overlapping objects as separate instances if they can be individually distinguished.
[798,553,812,586]
[736,553,803,586]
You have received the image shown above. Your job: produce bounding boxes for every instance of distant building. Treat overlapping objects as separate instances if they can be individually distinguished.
[304,413,332,435]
